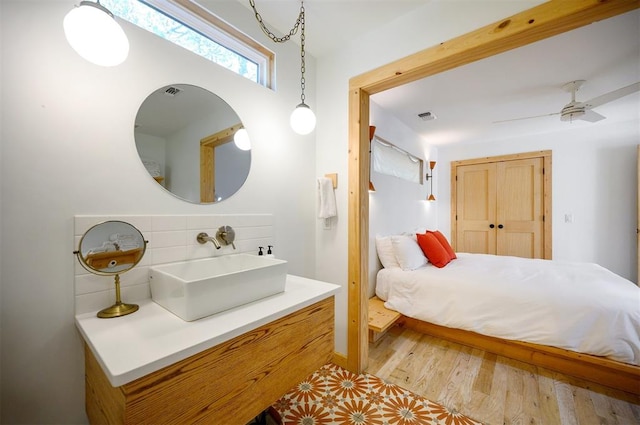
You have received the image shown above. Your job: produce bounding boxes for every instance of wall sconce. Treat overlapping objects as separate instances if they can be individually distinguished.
[425,161,436,201]
[63,1,129,67]
[369,125,376,192]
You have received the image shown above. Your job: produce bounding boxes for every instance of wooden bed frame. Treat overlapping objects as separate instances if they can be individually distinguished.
[368,296,640,396]
[400,316,640,397]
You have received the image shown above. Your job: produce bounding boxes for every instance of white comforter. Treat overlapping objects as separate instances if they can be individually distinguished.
[376,253,640,365]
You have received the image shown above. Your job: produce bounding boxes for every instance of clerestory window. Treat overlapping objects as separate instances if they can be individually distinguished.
[101,0,274,87]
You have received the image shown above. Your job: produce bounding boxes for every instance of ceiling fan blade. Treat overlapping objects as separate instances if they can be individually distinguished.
[579,110,606,122]
[585,82,640,108]
[493,112,559,124]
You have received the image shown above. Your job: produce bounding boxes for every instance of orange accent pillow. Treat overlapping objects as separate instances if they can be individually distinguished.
[428,230,457,260]
[416,233,451,268]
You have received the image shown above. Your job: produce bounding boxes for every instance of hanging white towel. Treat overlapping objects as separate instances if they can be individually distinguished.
[317,177,337,219]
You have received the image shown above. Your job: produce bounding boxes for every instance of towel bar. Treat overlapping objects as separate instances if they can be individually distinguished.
[324,173,337,189]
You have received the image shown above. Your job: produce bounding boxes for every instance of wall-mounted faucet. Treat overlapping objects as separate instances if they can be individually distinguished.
[216,226,236,249]
[197,232,221,249]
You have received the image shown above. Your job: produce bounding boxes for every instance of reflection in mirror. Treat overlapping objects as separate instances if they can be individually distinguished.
[77,221,146,275]
[134,84,251,204]
[74,221,147,318]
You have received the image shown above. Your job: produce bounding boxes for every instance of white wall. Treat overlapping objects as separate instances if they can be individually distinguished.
[368,101,438,296]
[135,133,167,177]
[0,1,316,423]
[314,0,545,357]
[437,119,639,283]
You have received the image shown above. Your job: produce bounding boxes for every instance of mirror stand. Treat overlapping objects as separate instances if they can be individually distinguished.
[97,274,139,318]
[74,220,147,319]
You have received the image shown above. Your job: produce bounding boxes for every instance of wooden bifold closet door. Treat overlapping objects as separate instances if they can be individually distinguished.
[452,151,552,259]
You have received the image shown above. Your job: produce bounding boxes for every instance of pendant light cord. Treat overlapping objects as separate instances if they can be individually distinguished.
[299,5,306,105]
[249,0,307,105]
[249,0,302,43]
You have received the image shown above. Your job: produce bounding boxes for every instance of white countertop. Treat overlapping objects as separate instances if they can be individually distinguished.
[75,275,341,387]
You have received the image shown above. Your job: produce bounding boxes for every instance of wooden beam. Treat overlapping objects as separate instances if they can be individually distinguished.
[200,122,242,148]
[347,87,370,372]
[199,123,242,202]
[350,0,640,95]
[200,145,215,203]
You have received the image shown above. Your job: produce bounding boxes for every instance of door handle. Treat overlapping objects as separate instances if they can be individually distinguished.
[498,224,504,229]
[489,224,495,228]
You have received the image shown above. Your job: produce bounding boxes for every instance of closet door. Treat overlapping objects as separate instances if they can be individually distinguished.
[455,163,497,254]
[452,151,550,259]
[496,157,544,258]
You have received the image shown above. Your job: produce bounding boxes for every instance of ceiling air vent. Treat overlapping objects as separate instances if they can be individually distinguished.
[418,111,437,121]
[164,86,182,97]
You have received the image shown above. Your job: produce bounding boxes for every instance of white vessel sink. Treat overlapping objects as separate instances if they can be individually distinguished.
[149,254,287,321]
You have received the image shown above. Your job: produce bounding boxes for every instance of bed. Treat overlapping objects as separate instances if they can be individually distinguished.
[374,233,640,395]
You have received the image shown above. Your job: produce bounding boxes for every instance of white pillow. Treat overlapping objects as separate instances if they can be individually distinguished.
[375,235,400,269]
[391,234,427,270]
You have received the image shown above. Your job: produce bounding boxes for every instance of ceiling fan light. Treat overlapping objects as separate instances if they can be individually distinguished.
[63,1,129,67]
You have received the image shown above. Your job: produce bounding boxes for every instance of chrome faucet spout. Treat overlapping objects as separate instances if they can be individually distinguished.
[197,232,221,249]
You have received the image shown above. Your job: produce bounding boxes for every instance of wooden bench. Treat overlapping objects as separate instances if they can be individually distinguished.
[368,296,402,344]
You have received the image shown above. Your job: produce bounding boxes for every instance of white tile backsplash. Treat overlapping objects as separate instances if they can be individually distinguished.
[151,215,188,232]
[73,214,274,315]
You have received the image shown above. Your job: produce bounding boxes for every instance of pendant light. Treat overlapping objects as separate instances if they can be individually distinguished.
[234,128,251,151]
[250,0,316,134]
[63,1,129,67]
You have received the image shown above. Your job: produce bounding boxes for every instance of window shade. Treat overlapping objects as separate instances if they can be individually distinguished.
[372,136,422,184]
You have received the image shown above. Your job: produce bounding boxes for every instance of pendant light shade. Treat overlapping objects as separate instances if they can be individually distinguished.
[233,128,251,151]
[290,103,316,135]
[63,1,129,67]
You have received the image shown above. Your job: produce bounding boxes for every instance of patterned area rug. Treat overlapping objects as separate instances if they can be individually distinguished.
[271,363,482,425]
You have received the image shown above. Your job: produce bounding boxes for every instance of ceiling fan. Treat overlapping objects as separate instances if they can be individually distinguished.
[494,80,640,124]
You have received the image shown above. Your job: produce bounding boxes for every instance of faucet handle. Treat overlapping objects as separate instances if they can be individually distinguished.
[216,226,236,249]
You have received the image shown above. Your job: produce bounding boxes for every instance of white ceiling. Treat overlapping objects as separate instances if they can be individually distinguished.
[234,0,431,58]
[233,1,639,147]
[371,8,640,146]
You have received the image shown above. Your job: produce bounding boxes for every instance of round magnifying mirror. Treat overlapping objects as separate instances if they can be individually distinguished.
[134,84,251,204]
[75,221,147,318]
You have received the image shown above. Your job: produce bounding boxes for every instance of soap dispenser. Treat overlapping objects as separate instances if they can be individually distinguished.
[266,245,274,258]
[258,247,264,256]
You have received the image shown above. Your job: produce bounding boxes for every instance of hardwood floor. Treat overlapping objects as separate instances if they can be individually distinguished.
[367,325,640,425]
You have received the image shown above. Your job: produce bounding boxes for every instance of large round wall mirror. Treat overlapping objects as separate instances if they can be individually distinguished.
[134,84,251,204]
[74,221,147,318]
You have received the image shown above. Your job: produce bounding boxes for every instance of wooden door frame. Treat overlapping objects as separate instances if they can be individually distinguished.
[200,123,242,203]
[450,150,553,259]
[346,0,640,372]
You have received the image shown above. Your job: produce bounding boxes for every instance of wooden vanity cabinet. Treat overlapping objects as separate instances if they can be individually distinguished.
[84,297,335,425]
